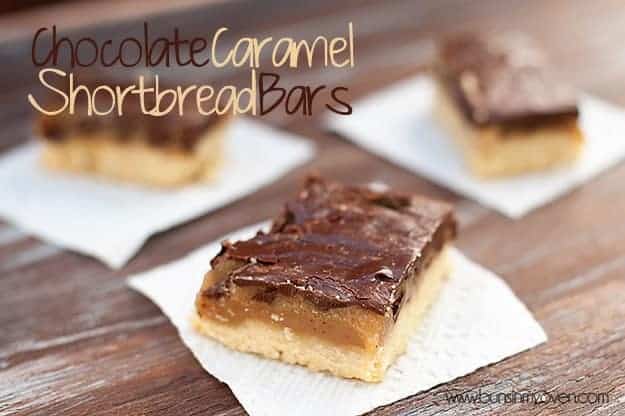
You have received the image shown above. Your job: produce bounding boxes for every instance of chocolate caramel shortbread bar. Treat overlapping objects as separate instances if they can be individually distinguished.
[434,33,584,178]
[35,77,230,187]
[194,177,456,382]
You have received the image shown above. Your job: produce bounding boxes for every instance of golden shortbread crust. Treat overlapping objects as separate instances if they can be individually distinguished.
[40,119,231,187]
[434,83,584,178]
[193,245,452,382]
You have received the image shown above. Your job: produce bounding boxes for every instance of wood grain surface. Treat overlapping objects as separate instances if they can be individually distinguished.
[1,1,625,415]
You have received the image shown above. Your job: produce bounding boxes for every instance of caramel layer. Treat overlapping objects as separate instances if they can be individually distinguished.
[197,259,388,350]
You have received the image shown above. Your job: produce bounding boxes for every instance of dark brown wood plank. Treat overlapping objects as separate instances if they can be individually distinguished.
[1,0,625,415]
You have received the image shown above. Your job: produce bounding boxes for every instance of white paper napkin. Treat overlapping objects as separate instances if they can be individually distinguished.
[326,76,625,218]
[0,119,314,268]
[128,222,547,416]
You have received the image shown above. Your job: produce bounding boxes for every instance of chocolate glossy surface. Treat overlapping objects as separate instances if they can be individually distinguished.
[36,74,224,151]
[205,177,456,315]
[438,33,579,126]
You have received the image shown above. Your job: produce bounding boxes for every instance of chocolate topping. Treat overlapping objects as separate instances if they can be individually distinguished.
[437,33,579,126]
[205,177,456,315]
[35,73,224,151]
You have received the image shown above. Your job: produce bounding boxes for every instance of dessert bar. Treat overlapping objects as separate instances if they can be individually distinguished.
[434,33,584,178]
[194,177,456,382]
[35,76,230,187]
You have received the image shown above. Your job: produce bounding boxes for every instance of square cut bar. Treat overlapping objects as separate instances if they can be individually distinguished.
[35,76,231,187]
[434,33,584,178]
[194,177,456,382]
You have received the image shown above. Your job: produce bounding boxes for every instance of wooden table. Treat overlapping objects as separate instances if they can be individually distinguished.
[2,1,625,415]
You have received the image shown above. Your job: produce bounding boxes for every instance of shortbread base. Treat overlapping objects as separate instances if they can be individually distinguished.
[434,83,584,178]
[40,119,230,187]
[193,245,451,382]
